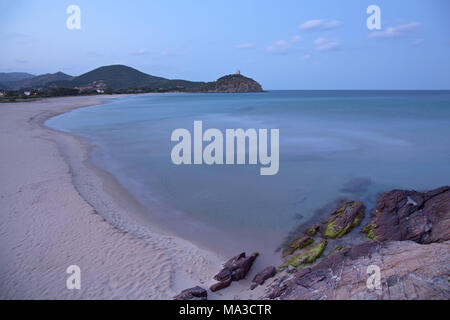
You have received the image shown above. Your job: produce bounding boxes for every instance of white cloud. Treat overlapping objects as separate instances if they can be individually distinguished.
[299,19,341,31]
[369,22,422,39]
[236,43,255,50]
[314,37,340,52]
[291,35,302,43]
[266,40,291,54]
[132,49,147,55]
[300,54,311,60]
[411,38,424,46]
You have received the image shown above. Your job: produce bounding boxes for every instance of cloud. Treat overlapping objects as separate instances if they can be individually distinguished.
[368,22,422,39]
[411,38,424,46]
[300,54,311,60]
[314,37,340,52]
[291,35,302,43]
[132,49,147,55]
[299,19,341,31]
[235,43,255,50]
[266,40,291,54]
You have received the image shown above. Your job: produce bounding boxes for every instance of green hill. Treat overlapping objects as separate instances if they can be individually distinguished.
[2,65,264,93]
[64,65,203,90]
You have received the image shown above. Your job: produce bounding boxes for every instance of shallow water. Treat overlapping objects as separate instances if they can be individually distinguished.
[46,91,450,261]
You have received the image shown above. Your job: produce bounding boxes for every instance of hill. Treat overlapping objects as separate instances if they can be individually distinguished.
[6,72,74,90]
[200,74,263,93]
[62,65,204,91]
[1,65,264,93]
[0,72,35,83]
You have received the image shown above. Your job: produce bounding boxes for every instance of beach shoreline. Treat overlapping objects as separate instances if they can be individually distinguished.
[0,95,264,299]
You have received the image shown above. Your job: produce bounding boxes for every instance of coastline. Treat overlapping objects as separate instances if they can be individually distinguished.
[0,95,263,299]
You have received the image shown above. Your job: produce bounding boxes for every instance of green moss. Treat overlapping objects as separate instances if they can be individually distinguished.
[362,224,377,241]
[323,202,365,239]
[290,236,314,249]
[304,225,319,236]
[280,240,327,269]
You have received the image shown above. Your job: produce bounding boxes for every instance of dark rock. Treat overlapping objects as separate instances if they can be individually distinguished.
[321,201,365,239]
[281,236,314,258]
[362,186,450,243]
[212,252,259,291]
[173,286,207,300]
[210,278,232,292]
[304,224,320,236]
[251,266,277,290]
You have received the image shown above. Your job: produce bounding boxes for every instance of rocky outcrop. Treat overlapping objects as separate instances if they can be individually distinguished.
[210,252,258,292]
[201,74,263,93]
[268,240,450,300]
[362,186,450,243]
[173,286,208,300]
[268,186,450,300]
[322,201,365,239]
[251,266,277,290]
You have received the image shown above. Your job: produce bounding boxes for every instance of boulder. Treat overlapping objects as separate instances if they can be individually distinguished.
[173,286,207,300]
[210,278,232,292]
[211,252,259,292]
[362,186,450,243]
[322,201,365,239]
[251,266,277,290]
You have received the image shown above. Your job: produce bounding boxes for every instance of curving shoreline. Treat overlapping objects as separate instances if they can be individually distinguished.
[0,95,261,299]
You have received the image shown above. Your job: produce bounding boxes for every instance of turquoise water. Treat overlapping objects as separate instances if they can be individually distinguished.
[46,91,450,261]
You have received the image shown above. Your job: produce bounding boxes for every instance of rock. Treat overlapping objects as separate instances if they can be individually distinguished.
[304,224,320,236]
[282,236,314,258]
[322,201,365,239]
[173,286,207,300]
[280,240,327,269]
[268,240,450,300]
[251,266,277,290]
[362,186,450,243]
[212,252,259,291]
[210,279,232,292]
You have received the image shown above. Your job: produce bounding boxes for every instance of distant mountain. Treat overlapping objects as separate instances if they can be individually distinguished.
[2,72,73,90]
[1,65,263,93]
[201,74,263,93]
[59,65,204,91]
[0,72,35,83]
[0,83,10,90]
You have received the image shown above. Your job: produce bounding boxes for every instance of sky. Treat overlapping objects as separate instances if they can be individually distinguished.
[1,0,450,89]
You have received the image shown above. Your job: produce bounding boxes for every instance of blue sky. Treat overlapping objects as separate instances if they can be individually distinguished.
[1,0,449,89]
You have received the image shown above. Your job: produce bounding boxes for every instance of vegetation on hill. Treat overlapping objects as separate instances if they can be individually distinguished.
[0,65,264,100]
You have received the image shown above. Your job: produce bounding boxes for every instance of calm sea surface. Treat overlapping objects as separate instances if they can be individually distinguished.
[46,91,450,261]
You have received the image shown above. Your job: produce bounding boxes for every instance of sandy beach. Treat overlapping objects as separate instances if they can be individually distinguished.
[0,95,262,300]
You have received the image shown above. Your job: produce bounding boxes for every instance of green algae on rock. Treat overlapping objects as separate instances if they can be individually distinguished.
[280,240,327,269]
[322,201,365,239]
[282,236,314,258]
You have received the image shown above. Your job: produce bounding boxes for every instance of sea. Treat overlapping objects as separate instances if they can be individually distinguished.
[46,91,450,262]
